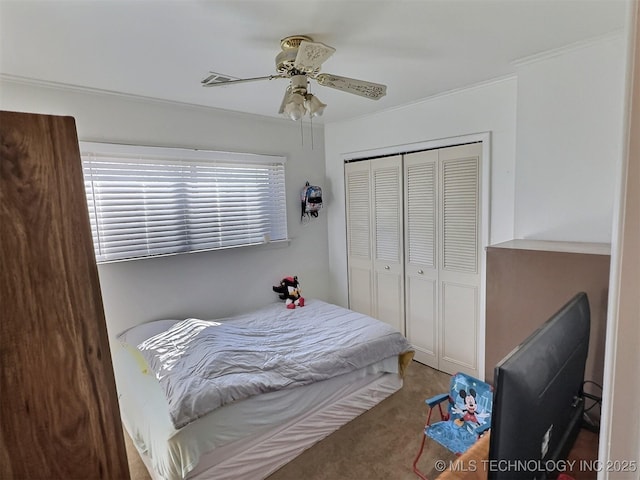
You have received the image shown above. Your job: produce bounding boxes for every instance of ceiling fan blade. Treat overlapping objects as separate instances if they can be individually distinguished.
[294,41,336,73]
[278,86,291,114]
[201,74,286,87]
[315,74,387,100]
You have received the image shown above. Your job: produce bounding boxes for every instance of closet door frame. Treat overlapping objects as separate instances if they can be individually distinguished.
[343,132,491,380]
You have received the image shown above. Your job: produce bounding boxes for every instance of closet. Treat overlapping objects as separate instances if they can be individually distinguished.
[345,143,482,376]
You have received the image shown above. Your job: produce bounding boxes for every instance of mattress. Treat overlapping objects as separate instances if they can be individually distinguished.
[136,299,411,430]
[113,303,410,480]
[114,344,402,480]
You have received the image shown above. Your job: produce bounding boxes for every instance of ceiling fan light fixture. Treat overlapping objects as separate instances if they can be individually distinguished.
[284,92,306,121]
[305,93,326,117]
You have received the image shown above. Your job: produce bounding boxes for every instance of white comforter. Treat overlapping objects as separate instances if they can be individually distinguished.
[138,299,412,429]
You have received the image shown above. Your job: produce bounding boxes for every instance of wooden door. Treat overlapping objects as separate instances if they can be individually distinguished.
[0,111,130,479]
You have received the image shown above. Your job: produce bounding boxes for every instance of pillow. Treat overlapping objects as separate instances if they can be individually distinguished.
[121,343,151,375]
[116,319,179,375]
[116,319,179,347]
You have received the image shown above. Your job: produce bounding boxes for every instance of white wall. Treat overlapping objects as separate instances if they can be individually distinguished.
[324,77,518,306]
[514,34,627,242]
[0,80,330,338]
[600,1,640,472]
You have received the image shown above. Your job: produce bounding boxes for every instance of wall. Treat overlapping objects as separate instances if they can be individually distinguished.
[484,242,611,405]
[324,77,518,307]
[513,34,627,242]
[0,80,330,339]
[600,0,640,471]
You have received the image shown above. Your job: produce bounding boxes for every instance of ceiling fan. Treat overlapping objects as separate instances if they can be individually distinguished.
[201,35,387,121]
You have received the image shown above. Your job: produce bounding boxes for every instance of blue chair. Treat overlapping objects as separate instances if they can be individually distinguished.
[412,372,493,479]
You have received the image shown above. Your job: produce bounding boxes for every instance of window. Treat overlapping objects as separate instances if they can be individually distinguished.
[81,142,288,263]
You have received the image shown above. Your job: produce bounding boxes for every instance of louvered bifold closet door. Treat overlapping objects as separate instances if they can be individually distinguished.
[404,150,439,368]
[371,156,404,333]
[345,161,374,316]
[438,143,482,376]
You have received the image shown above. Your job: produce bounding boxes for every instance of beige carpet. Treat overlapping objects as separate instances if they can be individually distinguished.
[124,360,456,480]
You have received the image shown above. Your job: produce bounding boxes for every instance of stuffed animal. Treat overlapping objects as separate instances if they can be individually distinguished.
[272,276,305,309]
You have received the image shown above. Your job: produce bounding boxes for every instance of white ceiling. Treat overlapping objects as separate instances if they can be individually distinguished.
[0,0,627,123]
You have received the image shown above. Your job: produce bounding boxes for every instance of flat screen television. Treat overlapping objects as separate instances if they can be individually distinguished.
[488,292,590,480]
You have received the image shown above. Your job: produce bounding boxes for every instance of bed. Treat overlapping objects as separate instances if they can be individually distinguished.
[112,299,413,480]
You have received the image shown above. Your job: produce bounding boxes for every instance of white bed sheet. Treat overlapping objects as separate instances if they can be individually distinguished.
[113,341,402,480]
[188,372,402,480]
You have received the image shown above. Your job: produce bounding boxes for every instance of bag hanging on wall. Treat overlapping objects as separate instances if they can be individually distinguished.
[301,181,323,220]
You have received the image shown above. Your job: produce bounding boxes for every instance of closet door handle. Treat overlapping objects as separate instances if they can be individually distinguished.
[417,269,424,275]
[384,265,390,270]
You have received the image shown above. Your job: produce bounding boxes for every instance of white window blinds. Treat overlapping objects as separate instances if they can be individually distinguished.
[80,142,288,263]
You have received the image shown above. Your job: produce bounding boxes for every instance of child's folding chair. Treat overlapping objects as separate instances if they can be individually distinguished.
[412,372,493,479]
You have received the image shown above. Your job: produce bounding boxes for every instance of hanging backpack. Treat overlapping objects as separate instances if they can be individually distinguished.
[301,181,323,219]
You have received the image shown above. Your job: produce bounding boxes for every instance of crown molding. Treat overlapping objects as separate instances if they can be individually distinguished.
[0,73,325,128]
[511,29,624,68]
[328,74,517,126]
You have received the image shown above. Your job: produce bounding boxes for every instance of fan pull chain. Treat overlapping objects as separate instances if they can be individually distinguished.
[300,117,304,147]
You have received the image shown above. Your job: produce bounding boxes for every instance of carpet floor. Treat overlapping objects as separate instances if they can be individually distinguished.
[124,360,456,480]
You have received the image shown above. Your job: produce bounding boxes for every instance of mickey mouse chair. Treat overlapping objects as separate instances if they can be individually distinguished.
[412,372,493,479]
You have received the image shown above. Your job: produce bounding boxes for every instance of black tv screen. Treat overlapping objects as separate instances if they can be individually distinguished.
[488,292,590,480]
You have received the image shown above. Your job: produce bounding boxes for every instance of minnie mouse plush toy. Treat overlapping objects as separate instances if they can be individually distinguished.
[272,276,305,309]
